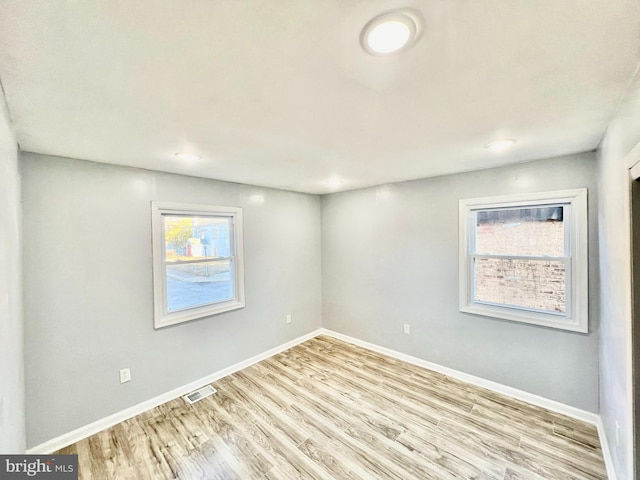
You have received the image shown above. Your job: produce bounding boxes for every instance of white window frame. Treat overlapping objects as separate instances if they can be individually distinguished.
[152,202,245,329]
[459,189,588,333]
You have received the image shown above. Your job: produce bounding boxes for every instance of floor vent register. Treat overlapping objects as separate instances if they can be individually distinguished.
[183,385,217,404]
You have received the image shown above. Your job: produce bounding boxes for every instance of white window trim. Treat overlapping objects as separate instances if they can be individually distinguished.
[152,202,245,329]
[459,189,588,333]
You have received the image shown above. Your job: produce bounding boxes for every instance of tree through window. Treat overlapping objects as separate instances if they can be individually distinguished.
[152,202,245,329]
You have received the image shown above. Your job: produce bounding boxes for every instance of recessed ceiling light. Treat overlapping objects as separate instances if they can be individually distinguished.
[326,177,345,190]
[485,139,517,153]
[175,152,201,161]
[361,10,422,56]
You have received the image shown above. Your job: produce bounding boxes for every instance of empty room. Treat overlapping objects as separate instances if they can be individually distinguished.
[1,1,639,479]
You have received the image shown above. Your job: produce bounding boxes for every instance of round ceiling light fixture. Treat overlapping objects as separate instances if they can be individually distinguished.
[361,9,423,56]
[485,139,517,153]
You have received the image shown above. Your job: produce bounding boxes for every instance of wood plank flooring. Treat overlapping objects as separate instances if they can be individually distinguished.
[57,335,608,479]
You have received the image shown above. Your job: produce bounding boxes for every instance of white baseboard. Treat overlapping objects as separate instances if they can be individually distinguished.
[26,329,323,454]
[319,328,599,425]
[319,329,618,478]
[28,326,617,480]
[593,416,618,480]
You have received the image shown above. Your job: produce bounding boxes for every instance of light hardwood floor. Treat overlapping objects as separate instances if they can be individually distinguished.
[58,335,608,479]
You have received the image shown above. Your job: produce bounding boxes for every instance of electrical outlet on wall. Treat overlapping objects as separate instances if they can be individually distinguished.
[120,368,131,384]
[404,324,410,334]
[286,314,292,324]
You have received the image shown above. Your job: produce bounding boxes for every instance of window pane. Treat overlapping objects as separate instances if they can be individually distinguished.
[474,257,566,314]
[164,215,231,261]
[475,206,564,256]
[166,260,233,312]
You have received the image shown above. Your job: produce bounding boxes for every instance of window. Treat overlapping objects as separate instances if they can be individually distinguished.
[152,202,245,329]
[459,189,588,332]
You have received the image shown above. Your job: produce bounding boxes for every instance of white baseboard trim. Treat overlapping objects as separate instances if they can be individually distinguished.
[28,327,618,480]
[593,416,618,480]
[319,329,618,478]
[319,330,599,422]
[26,329,323,454]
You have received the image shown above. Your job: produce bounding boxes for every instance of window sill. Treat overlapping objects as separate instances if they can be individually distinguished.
[154,300,245,329]
[460,303,587,333]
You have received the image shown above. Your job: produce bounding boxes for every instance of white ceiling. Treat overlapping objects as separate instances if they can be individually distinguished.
[0,1,638,194]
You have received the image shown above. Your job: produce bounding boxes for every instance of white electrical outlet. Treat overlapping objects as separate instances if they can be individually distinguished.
[616,421,620,446]
[286,314,292,324]
[404,324,410,334]
[120,368,131,384]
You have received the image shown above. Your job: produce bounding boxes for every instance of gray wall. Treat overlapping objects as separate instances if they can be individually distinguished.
[597,69,640,479]
[322,153,600,412]
[0,95,25,452]
[19,149,611,449]
[21,153,322,447]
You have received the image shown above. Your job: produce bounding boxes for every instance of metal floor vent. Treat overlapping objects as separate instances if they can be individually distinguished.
[183,385,217,404]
